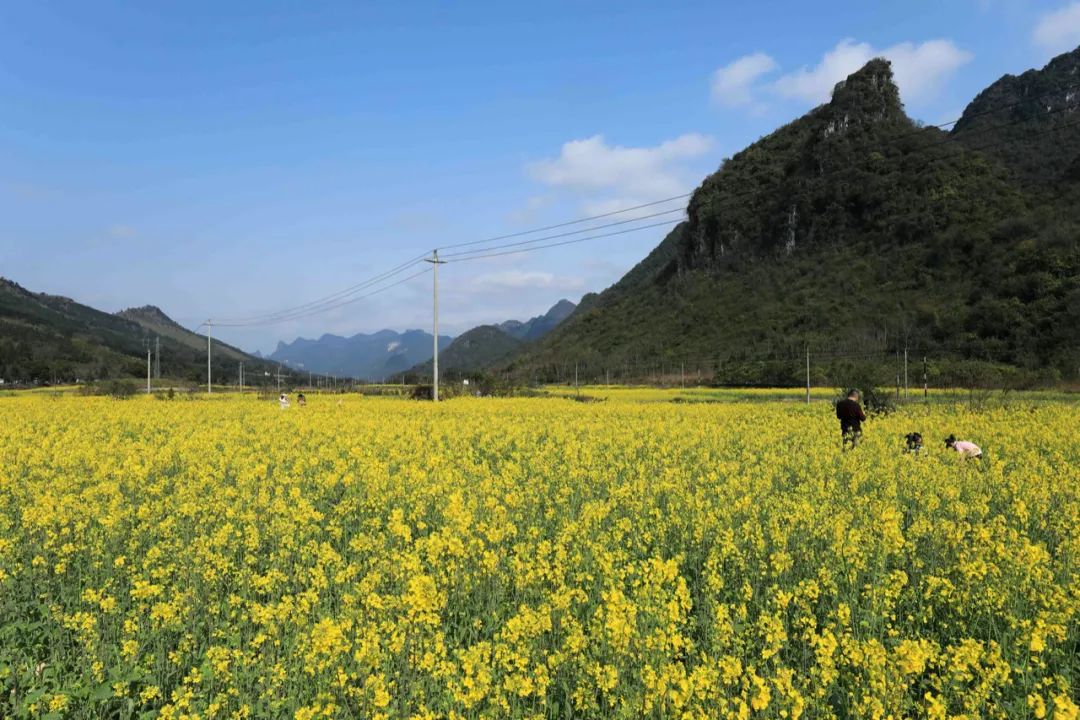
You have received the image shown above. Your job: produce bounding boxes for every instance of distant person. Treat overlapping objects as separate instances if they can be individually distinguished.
[904,432,924,455]
[279,392,290,409]
[297,393,306,407]
[835,389,867,450]
[945,435,982,459]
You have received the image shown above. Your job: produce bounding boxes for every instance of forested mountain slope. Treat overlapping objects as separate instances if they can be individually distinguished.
[511,53,1080,383]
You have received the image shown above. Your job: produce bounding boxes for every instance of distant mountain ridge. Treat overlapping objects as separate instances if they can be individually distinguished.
[498,299,577,341]
[412,299,577,376]
[270,329,452,380]
[0,279,283,384]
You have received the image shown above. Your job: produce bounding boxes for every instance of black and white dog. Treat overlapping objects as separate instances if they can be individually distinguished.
[904,432,924,455]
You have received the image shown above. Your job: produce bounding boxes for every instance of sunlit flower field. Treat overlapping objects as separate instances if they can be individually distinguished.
[1,392,1077,719]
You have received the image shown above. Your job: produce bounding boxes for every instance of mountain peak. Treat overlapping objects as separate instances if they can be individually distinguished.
[824,58,905,129]
[544,299,577,323]
[116,305,185,330]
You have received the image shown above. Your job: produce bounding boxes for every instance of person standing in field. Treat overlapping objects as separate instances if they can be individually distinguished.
[836,389,866,450]
[945,435,982,459]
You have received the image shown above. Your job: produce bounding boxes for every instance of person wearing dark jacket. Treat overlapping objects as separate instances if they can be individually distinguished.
[836,389,867,449]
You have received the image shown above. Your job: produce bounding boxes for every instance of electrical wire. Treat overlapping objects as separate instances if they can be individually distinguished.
[439,206,686,259]
[444,108,1080,263]
[211,253,430,325]
[207,78,1080,323]
[443,219,683,263]
[213,267,432,327]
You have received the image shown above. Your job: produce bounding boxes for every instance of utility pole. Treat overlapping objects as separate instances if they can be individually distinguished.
[146,341,152,394]
[681,361,685,388]
[805,345,811,405]
[276,364,282,393]
[895,347,901,402]
[903,346,909,400]
[239,362,244,393]
[424,250,447,402]
[206,320,212,395]
[923,356,928,401]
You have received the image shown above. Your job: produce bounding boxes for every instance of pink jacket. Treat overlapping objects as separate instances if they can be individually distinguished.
[952,440,982,458]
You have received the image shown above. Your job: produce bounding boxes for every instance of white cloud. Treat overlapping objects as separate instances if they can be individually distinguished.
[711,52,778,107]
[771,38,972,106]
[527,133,714,200]
[473,270,585,292]
[1033,3,1080,55]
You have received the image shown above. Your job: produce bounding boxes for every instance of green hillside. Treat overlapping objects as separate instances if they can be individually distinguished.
[509,53,1080,385]
[0,279,288,385]
[411,325,524,378]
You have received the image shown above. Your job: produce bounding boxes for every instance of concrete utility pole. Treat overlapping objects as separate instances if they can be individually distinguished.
[239,362,244,392]
[146,342,152,394]
[903,346,909,400]
[805,346,811,405]
[923,356,928,401]
[424,250,447,402]
[206,320,212,395]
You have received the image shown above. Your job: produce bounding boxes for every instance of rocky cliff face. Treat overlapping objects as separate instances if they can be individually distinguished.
[952,46,1080,184]
[674,59,914,275]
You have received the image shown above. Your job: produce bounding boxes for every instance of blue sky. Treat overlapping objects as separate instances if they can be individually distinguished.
[1,0,1077,352]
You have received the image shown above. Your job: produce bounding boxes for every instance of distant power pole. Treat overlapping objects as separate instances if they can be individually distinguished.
[895,347,901,402]
[923,356,928,401]
[424,250,447,402]
[206,320,213,395]
[805,346,811,405]
[903,346,909,400]
[146,341,152,394]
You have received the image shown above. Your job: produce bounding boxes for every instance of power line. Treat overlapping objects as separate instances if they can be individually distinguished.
[204,77,1080,326]
[444,219,682,263]
[212,252,430,325]
[443,108,1080,264]
[439,206,686,259]
[213,267,432,327]
[437,193,692,251]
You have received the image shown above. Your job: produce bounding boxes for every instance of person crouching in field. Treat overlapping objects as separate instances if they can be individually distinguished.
[836,389,866,450]
[945,435,982,460]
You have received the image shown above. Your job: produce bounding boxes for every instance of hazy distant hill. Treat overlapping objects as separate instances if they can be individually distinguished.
[270,329,452,380]
[510,51,1080,383]
[498,299,577,341]
[118,305,251,362]
[0,279,282,384]
[412,299,577,377]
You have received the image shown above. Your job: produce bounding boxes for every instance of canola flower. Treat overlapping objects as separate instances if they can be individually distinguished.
[0,391,1077,719]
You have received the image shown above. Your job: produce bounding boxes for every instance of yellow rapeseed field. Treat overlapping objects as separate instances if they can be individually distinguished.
[0,392,1078,719]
